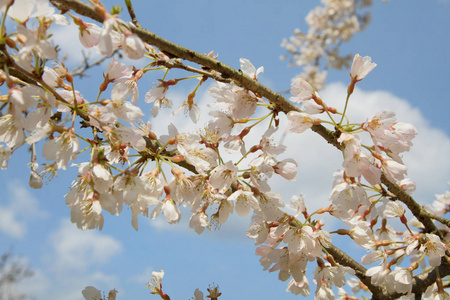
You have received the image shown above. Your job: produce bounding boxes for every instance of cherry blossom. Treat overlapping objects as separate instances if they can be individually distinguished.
[422,233,446,266]
[290,77,315,103]
[286,111,320,133]
[350,54,377,81]
[240,58,264,80]
[208,161,238,193]
[122,31,146,59]
[0,145,11,169]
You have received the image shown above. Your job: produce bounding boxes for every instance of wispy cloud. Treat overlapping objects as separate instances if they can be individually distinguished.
[0,180,47,239]
[19,219,123,300]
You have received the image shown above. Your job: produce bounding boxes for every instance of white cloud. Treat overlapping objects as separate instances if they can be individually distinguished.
[130,266,154,285]
[17,219,123,300]
[0,180,47,239]
[48,220,123,272]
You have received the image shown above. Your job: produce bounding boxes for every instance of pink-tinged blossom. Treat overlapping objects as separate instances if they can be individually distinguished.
[247,213,270,245]
[176,135,218,174]
[97,18,122,57]
[88,104,116,128]
[338,132,382,185]
[207,110,234,140]
[398,178,416,195]
[286,111,319,133]
[229,90,259,121]
[0,114,25,148]
[122,32,145,59]
[189,211,209,234]
[286,276,310,296]
[111,77,139,105]
[28,161,43,189]
[0,145,11,169]
[42,66,60,88]
[286,194,307,218]
[313,265,355,288]
[208,80,260,121]
[114,125,147,151]
[283,226,321,259]
[300,99,324,115]
[172,99,201,123]
[145,85,173,117]
[290,77,315,103]
[258,126,286,156]
[240,58,264,80]
[387,268,413,295]
[248,157,275,193]
[7,0,39,23]
[224,135,246,155]
[82,286,101,300]
[404,232,420,256]
[146,270,170,300]
[350,54,376,81]
[26,123,52,144]
[378,199,405,219]
[424,283,450,300]
[349,222,374,248]
[91,164,113,193]
[57,90,86,112]
[329,181,369,220]
[70,198,104,230]
[422,233,446,267]
[361,249,388,266]
[209,161,238,193]
[140,170,164,202]
[105,59,133,82]
[374,223,400,243]
[42,129,79,170]
[389,122,418,153]
[426,191,450,216]
[151,198,181,224]
[363,111,417,154]
[273,158,298,180]
[366,265,390,287]
[168,170,200,206]
[8,86,35,113]
[217,198,234,223]
[228,189,259,217]
[105,100,144,123]
[381,158,408,182]
[78,22,101,48]
[15,25,57,70]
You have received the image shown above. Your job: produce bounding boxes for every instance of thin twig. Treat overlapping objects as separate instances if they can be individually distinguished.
[124,0,142,29]
[70,50,118,78]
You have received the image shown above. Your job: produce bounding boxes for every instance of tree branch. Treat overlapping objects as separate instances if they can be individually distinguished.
[124,0,142,29]
[381,174,443,239]
[47,2,449,297]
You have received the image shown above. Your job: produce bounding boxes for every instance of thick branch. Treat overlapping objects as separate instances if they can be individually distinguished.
[323,243,389,298]
[381,174,442,239]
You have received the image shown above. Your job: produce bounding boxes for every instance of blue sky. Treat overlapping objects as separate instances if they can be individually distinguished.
[1,1,450,299]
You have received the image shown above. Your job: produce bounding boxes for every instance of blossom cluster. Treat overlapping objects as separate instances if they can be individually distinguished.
[0,1,447,299]
[280,0,374,89]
